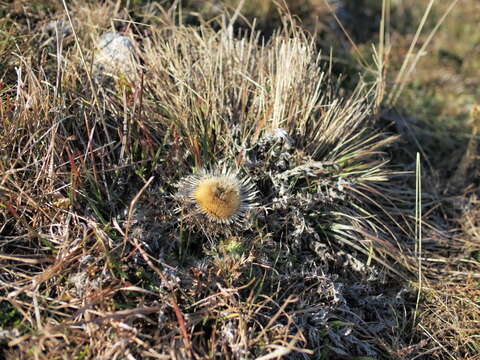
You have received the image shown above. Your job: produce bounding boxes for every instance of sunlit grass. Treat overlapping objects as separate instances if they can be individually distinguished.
[0,0,478,359]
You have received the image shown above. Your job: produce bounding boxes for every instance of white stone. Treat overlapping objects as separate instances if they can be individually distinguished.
[93,32,136,79]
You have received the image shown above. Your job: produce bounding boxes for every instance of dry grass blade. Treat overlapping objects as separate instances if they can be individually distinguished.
[1,0,472,359]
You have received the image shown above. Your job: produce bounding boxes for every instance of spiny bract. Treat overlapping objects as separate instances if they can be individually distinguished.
[174,167,257,235]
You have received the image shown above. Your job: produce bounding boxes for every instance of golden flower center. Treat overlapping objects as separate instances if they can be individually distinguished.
[194,178,241,221]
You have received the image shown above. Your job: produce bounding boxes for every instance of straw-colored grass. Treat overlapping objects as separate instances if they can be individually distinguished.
[0,0,478,359]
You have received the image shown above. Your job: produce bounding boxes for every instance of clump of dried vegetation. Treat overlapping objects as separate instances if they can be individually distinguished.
[0,0,478,359]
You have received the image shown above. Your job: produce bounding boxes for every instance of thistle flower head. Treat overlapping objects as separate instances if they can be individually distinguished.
[174,167,257,235]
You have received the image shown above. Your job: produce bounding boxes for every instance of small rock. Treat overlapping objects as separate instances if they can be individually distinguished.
[93,32,137,81]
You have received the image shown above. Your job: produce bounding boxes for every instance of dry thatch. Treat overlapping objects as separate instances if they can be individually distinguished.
[0,1,478,359]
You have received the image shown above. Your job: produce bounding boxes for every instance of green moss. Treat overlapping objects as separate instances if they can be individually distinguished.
[75,345,90,360]
[219,237,245,257]
[0,301,22,328]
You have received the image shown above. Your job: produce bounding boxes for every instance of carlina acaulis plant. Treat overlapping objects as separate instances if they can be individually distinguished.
[174,167,258,235]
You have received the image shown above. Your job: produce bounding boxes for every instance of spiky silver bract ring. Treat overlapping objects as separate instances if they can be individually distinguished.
[174,167,258,236]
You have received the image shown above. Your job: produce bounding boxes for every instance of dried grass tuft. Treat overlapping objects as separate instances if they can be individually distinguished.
[1,1,476,359]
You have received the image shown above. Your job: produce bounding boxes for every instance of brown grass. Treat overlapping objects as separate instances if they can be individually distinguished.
[0,0,479,359]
